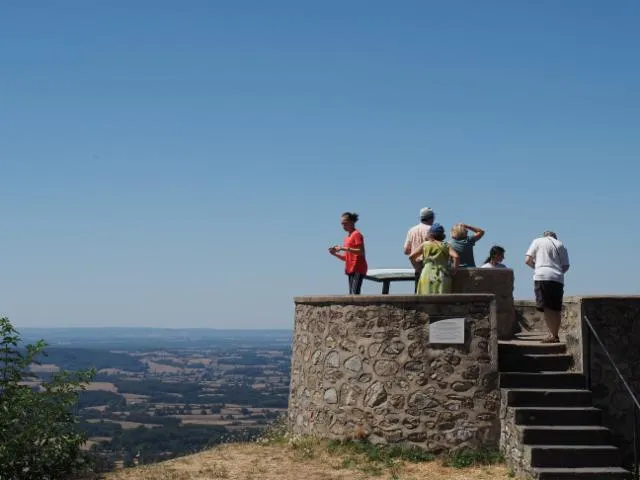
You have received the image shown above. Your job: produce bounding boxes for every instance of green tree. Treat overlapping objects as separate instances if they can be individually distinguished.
[0,317,95,480]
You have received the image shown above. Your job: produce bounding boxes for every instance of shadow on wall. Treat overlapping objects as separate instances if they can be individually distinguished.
[452,268,514,340]
[582,297,640,468]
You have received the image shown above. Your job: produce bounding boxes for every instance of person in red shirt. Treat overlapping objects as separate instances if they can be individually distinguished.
[329,212,368,294]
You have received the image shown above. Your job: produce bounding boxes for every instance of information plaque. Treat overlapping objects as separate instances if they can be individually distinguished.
[429,317,466,344]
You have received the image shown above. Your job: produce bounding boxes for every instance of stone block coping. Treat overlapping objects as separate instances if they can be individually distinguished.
[294,294,496,305]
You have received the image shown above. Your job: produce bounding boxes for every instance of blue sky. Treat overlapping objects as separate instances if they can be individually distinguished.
[1,1,639,329]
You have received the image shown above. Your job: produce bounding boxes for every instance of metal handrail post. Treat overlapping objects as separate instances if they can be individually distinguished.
[634,407,639,479]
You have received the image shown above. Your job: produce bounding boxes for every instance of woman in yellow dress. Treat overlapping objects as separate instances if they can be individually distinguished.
[410,223,460,294]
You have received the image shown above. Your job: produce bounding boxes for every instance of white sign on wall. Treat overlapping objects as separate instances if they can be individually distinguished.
[429,317,466,344]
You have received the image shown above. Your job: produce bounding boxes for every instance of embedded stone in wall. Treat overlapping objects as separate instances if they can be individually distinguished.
[311,350,323,365]
[364,381,387,408]
[325,351,339,368]
[382,341,405,357]
[374,359,400,377]
[451,381,474,392]
[340,384,362,406]
[324,388,338,404]
[344,355,362,372]
[407,391,440,410]
[404,360,423,372]
[408,342,425,358]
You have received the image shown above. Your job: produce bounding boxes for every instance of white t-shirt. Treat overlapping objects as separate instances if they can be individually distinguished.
[525,237,570,283]
[480,262,507,269]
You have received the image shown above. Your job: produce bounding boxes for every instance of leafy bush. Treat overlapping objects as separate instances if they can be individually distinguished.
[0,317,95,480]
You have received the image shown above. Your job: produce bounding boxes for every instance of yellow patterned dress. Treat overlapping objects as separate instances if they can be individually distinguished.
[416,241,452,294]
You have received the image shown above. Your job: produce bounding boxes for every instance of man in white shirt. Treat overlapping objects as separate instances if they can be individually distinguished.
[525,231,570,343]
[404,207,434,292]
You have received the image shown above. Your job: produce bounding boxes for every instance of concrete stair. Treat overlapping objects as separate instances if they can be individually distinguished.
[514,407,602,426]
[521,426,612,445]
[505,389,593,407]
[500,372,586,389]
[534,468,631,479]
[500,332,631,479]
[499,353,573,372]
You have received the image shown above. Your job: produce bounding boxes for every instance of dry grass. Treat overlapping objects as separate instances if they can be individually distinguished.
[143,360,183,374]
[84,382,119,392]
[187,358,213,365]
[86,405,109,412]
[86,419,159,430]
[122,393,150,404]
[29,363,60,373]
[98,368,125,375]
[82,437,112,450]
[103,441,509,480]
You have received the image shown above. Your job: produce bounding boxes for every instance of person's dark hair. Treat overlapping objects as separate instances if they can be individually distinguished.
[341,212,359,223]
[428,223,445,241]
[484,245,505,264]
[431,231,445,241]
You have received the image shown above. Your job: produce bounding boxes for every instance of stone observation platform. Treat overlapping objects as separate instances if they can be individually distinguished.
[288,269,640,479]
[288,294,500,452]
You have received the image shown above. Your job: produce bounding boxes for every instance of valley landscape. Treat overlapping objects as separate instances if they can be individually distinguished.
[20,327,292,472]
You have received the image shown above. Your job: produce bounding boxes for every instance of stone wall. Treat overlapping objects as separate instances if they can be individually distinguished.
[581,297,640,466]
[500,394,531,478]
[513,298,583,372]
[288,294,500,453]
[452,268,514,340]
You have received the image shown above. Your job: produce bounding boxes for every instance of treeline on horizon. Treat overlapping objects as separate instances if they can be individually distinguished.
[107,380,288,407]
[27,346,291,375]
[20,327,293,350]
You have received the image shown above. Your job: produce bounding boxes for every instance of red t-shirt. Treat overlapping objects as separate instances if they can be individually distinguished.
[344,230,368,275]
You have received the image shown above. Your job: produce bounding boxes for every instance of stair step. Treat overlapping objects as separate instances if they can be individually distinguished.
[506,389,592,407]
[500,372,585,389]
[522,426,612,445]
[514,331,551,339]
[515,407,601,426]
[535,467,631,479]
[499,341,567,355]
[529,445,621,468]
[499,353,573,372]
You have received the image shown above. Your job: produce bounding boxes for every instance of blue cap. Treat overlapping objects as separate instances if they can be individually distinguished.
[429,223,444,235]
